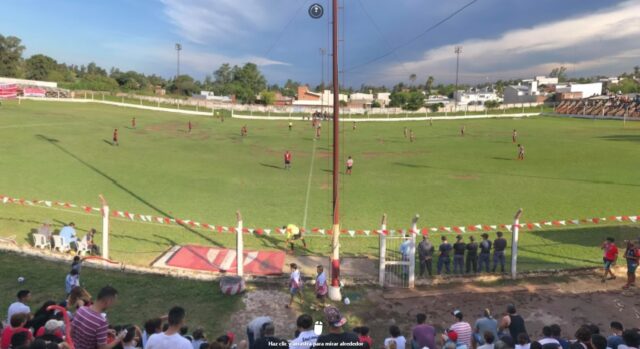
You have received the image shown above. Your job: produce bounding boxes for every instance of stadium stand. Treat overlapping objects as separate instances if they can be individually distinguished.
[554,95,640,118]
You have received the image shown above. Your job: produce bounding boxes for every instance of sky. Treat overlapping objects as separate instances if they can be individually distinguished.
[1,0,639,87]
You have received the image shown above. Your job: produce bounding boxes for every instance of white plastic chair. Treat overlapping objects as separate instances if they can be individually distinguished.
[32,233,50,249]
[76,239,89,256]
[52,235,70,253]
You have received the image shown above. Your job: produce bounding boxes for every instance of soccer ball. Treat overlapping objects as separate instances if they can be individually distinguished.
[17,276,25,284]
[343,297,351,305]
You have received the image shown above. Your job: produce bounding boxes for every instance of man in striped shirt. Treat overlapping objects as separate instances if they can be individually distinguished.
[71,286,126,349]
[450,310,473,348]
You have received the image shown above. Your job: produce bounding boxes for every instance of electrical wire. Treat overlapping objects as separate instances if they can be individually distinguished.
[263,0,313,59]
[345,0,479,73]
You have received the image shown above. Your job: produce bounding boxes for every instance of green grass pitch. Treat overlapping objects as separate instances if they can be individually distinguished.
[0,99,639,270]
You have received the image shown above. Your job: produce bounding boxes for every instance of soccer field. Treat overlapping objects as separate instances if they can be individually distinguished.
[0,100,639,268]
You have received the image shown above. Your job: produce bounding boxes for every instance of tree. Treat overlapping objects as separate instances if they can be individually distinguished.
[425,76,434,93]
[86,62,107,77]
[429,102,443,113]
[233,63,266,103]
[0,35,26,77]
[25,54,58,81]
[409,73,417,85]
[484,100,501,109]
[282,79,300,97]
[390,90,424,110]
[167,75,198,96]
[634,66,639,76]
[371,100,381,108]
[549,66,568,82]
[259,90,276,105]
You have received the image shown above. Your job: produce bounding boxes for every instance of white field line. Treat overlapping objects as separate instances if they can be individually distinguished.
[0,122,82,129]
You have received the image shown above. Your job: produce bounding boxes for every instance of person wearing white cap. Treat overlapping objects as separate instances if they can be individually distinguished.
[39,319,64,344]
[450,310,473,348]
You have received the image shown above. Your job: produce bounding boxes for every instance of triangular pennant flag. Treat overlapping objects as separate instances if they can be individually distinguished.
[318,229,325,235]
[526,223,534,230]
[156,217,164,224]
[571,219,580,225]
[534,223,542,229]
[363,230,371,236]
[505,224,512,231]
[490,225,497,230]
[444,227,452,232]
[459,227,466,233]
[2,197,8,204]
[430,228,438,232]
[630,216,638,223]
[615,216,623,222]
[544,221,552,226]
[591,218,600,224]
[83,206,92,213]
[467,225,477,232]
[264,229,271,235]
[139,214,147,222]
[44,200,51,207]
[348,230,355,237]
[164,218,171,224]
[420,228,429,236]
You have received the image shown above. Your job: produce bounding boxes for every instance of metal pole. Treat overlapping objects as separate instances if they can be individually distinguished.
[236,211,243,277]
[511,208,523,279]
[379,214,387,287]
[99,195,109,260]
[329,0,342,302]
[454,46,462,110]
[409,214,419,288]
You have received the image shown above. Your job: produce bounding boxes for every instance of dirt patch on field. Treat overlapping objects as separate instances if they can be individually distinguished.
[319,183,330,190]
[227,269,640,345]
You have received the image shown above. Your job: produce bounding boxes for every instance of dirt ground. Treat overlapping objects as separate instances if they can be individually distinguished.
[228,267,640,346]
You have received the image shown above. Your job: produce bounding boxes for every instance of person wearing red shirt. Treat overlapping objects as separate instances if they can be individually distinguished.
[284,151,292,170]
[112,129,119,146]
[1,313,33,349]
[132,117,136,129]
[602,237,619,283]
[188,121,192,133]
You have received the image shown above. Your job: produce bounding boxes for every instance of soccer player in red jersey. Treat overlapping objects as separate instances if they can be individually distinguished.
[284,151,292,170]
[512,129,517,143]
[517,144,525,160]
[131,117,136,129]
[461,125,465,136]
[112,129,119,146]
[188,120,192,133]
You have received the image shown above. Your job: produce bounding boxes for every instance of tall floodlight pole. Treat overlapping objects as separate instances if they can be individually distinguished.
[454,46,462,110]
[328,0,342,302]
[175,43,182,79]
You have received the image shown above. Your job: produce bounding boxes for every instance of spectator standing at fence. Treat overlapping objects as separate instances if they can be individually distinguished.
[71,286,126,349]
[6,290,32,324]
[492,232,507,273]
[146,306,192,349]
[500,304,527,341]
[438,236,452,275]
[418,236,435,277]
[412,313,436,349]
[601,237,619,283]
[607,322,624,349]
[466,236,479,274]
[474,309,498,347]
[313,306,359,349]
[479,234,492,273]
[65,269,80,295]
[623,240,639,289]
[453,236,466,274]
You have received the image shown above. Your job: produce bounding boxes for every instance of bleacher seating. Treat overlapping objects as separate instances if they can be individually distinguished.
[555,95,640,118]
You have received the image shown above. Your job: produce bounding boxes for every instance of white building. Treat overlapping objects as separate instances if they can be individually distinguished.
[425,94,451,105]
[555,82,602,98]
[454,88,502,106]
[349,92,374,101]
[504,80,542,104]
[193,90,232,102]
[534,76,558,86]
[0,77,58,88]
[292,89,347,106]
[375,92,391,107]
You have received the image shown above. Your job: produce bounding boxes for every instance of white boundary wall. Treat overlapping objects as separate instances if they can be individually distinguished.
[232,113,538,122]
[19,97,213,116]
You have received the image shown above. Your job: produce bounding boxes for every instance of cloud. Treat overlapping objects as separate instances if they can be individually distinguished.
[160,0,284,44]
[383,0,640,83]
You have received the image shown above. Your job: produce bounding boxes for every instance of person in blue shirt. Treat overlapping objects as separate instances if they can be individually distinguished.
[59,222,78,249]
[400,236,412,276]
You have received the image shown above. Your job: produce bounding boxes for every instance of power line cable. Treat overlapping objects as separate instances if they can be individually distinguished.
[345,0,479,73]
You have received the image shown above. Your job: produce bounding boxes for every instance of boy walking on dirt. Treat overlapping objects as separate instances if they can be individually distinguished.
[602,237,619,283]
[623,239,639,289]
[287,263,304,308]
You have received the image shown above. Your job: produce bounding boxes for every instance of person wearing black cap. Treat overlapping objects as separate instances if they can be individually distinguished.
[492,232,508,273]
[450,310,472,348]
[466,236,479,274]
[437,236,452,275]
[313,306,359,349]
[479,234,492,273]
[453,236,467,275]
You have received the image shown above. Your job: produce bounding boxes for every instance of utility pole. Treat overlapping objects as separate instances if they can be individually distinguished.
[320,48,326,111]
[454,46,462,111]
[175,43,182,79]
[328,0,342,302]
